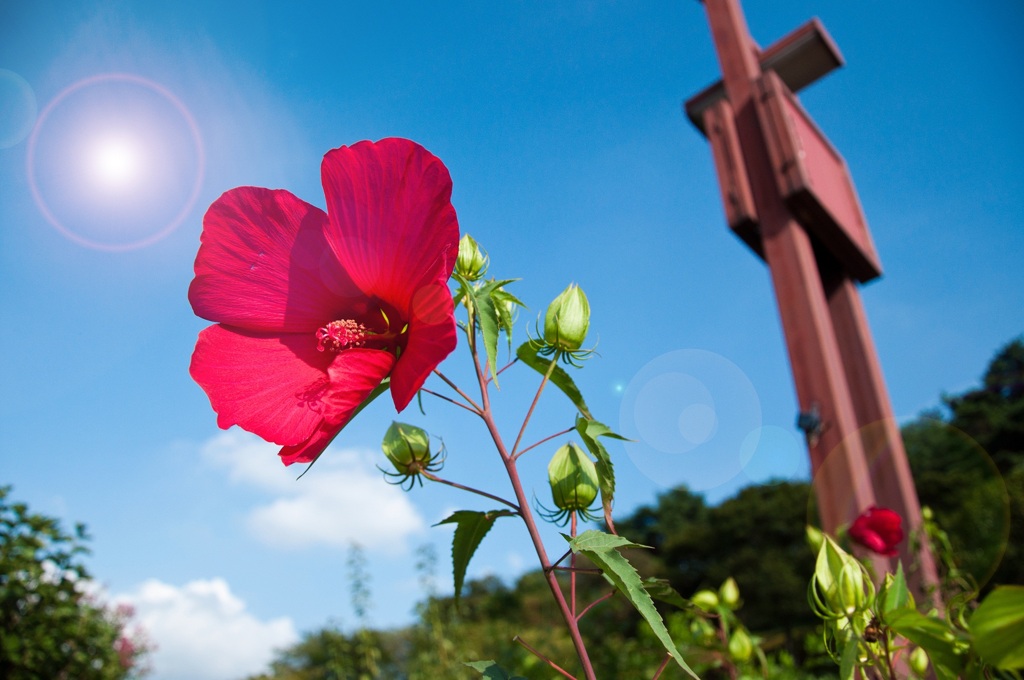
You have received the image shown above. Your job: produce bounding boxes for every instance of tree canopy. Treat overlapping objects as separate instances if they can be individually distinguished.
[0,486,148,679]
[904,336,1024,591]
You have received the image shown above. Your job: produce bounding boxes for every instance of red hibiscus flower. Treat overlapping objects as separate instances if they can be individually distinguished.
[189,138,459,465]
[848,506,903,557]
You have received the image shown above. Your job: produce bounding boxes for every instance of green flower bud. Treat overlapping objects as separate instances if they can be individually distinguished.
[543,283,590,351]
[690,589,719,612]
[838,561,867,616]
[690,617,717,643]
[806,525,825,554]
[719,577,740,609]
[808,535,875,621]
[382,422,431,476]
[456,234,489,281]
[547,443,598,513]
[909,646,929,677]
[728,627,754,663]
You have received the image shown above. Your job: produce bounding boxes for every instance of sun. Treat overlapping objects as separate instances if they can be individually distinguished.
[89,134,142,191]
[27,72,205,251]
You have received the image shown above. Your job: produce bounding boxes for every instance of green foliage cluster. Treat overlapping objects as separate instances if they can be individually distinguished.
[808,531,1024,678]
[903,337,1024,592]
[251,337,1024,679]
[0,486,148,679]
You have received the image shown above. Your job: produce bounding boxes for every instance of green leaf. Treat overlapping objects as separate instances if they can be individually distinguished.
[567,529,648,552]
[472,282,503,387]
[567,530,698,679]
[452,271,471,307]
[516,342,592,419]
[970,585,1024,669]
[574,415,629,523]
[642,577,690,610]
[463,660,528,680]
[877,562,911,618]
[837,629,859,680]
[435,510,515,601]
[887,607,964,674]
[490,286,526,350]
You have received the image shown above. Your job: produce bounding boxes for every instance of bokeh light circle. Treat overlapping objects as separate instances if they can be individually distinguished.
[0,69,37,148]
[618,349,763,492]
[26,73,204,251]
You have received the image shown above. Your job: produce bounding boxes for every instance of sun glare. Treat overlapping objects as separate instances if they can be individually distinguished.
[27,73,204,250]
[90,135,141,191]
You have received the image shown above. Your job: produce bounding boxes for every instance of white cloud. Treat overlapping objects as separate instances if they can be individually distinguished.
[506,551,526,573]
[122,578,298,680]
[203,429,426,552]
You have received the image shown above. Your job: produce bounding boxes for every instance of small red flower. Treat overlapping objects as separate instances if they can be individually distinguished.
[849,506,904,557]
[189,138,459,465]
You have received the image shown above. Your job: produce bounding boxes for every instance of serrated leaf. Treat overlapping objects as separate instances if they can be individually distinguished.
[970,585,1024,669]
[490,286,526,351]
[516,342,592,419]
[567,530,698,679]
[574,415,628,522]
[887,607,964,674]
[463,660,528,680]
[472,284,502,387]
[436,510,515,601]
[567,529,648,552]
[452,271,471,307]
[642,578,690,610]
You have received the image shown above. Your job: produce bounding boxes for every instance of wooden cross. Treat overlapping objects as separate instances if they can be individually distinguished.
[686,0,940,599]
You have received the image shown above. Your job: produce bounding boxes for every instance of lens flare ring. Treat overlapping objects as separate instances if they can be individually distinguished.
[26,72,204,251]
[0,69,37,149]
[618,348,763,493]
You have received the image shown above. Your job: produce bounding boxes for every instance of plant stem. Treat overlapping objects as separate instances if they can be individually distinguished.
[479,403,597,680]
[576,591,615,621]
[495,357,519,378]
[571,511,578,619]
[652,653,672,680]
[420,388,479,414]
[513,636,578,680]
[510,358,558,457]
[552,566,602,574]
[420,471,520,513]
[514,426,575,462]
[550,548,572,569]
[459,308,595,679]
[432,370,482,412]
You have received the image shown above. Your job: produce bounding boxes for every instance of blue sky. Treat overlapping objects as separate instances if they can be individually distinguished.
[2,2,1022,678]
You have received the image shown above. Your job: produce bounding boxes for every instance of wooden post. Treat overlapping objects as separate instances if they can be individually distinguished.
[686,0,940,598]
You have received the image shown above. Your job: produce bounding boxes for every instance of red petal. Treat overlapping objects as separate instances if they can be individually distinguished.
[860,531,891,555]
[867,507,903,546]
[850,507,903,556]
[189,325,334,446]
[389,281,457,410]
[189,187,365,333]
[278,349,396,465]
[320,138,459,312]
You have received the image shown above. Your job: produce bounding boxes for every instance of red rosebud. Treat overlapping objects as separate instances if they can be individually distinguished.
[849,506,903,557]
